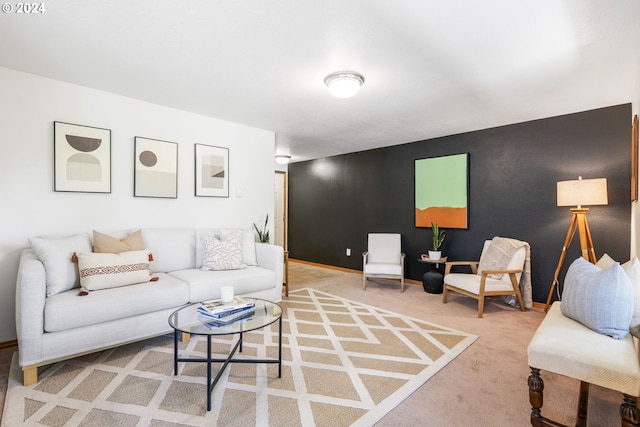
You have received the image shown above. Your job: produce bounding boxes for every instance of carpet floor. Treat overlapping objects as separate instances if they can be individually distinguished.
[0,261,625,426]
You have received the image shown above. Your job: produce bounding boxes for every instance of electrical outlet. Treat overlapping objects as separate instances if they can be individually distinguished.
[346,248,351,256]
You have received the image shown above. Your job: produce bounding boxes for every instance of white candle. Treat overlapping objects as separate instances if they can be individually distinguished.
[220,286,234,303]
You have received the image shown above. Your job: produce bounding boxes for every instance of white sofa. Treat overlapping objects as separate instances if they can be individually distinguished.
[16,228,284,385]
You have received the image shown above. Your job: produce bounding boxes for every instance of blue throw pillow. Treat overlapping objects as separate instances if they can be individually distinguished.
[561,257,633,340]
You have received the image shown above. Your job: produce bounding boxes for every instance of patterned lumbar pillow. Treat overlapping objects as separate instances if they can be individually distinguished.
[77,249,152,291]
[201,230,247,271]
[561,257,633,340]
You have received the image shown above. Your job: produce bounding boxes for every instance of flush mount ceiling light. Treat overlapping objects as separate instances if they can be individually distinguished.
[324,71,365,98]
[275,155,291,165]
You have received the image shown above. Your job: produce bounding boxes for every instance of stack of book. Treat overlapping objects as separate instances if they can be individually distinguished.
[197,297,256,325]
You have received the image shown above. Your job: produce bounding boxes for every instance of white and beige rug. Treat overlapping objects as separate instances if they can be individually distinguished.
[2,288,477,427]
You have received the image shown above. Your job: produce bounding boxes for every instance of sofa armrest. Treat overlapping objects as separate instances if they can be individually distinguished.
[16,249,46,367]
[255,243,284,299]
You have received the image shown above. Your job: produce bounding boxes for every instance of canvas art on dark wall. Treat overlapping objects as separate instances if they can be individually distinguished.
[415,153,468,229]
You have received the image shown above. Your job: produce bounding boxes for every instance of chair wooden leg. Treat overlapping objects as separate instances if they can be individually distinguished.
[442,285,448,303]
[477,297,485,318]
[621,394,640,427]
[528,368,566,427]
[576,381,589,427]
[363,274,367,290]
[401,277,404,293]
[529,368,545,426]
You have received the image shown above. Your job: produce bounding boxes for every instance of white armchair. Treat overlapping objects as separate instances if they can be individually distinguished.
[362,233,405,292]
[443,237,528,317]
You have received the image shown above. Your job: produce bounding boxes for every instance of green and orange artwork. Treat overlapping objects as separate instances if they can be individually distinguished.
[415,153,468,228]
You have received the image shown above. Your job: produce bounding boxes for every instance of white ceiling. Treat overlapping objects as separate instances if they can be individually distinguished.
[1,0,639,162]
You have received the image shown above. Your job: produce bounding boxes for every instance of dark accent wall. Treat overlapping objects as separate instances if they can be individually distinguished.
[288,104,632,304]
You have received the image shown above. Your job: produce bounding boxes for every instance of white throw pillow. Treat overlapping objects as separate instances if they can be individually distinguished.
[595,254,640,338]
[77,250,152,291]
[201,231,246,271]
[29,233,92,297]
[221,228,257,266]
[561,257,633,340]
[595,253,617,269]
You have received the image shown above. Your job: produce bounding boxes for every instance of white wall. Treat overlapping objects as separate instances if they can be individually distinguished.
[0,67,276,342]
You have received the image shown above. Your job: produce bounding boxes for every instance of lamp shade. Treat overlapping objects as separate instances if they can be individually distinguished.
[557,177,608,207]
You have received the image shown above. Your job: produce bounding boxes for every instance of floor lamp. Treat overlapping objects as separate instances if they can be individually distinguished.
[544,177,608,312]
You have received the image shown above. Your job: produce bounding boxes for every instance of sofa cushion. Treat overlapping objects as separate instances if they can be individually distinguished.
[44,272,189,332]
[201,230,246,271]
[561,257,633,340]
[93,229,145,253]
[142,228,196,273]
[169,266,276,303]
[29,233,92,297]
[77,250,152,291]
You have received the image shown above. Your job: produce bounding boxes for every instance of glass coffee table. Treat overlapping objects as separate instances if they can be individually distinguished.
[168,298,283,411]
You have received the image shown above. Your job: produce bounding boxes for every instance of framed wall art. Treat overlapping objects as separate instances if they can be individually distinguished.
[414,153,469,229]
[54,121,111,193]
[134,137,178,198]
[194,143,229,197]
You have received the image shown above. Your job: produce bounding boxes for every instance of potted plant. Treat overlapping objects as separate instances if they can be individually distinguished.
[253,214,270,243]
[428,222,445,260]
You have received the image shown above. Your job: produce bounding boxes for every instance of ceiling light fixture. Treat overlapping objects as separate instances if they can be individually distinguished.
[275,155,291,165]
[324,71,365,98]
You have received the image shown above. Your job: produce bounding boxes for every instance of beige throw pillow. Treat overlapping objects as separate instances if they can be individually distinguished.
[93,229,145,253]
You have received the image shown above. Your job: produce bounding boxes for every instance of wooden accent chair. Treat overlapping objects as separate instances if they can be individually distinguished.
[442,238,527,317]
[362,233,405,292]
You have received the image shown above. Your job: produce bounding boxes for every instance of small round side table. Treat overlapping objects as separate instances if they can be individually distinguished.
[417,256,447,294]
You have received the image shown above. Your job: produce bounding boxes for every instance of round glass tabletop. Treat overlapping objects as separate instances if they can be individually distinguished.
[168,298,282,336]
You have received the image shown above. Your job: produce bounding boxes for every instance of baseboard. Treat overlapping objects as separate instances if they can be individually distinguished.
[0,339,17,349]
[288,258,548,302]
[289,258,422,286]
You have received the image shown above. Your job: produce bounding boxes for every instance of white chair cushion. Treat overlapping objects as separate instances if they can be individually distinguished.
[367,233,401,264]
[444,272,514,294]
[364,262,402,276]
[528,302,640,396]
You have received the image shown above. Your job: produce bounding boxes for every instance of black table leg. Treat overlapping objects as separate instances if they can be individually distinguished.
[207,336,212,411]
[173,329,178,375]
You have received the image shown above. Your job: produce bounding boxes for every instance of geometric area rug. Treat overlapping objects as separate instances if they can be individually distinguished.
[2,288,477,427]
